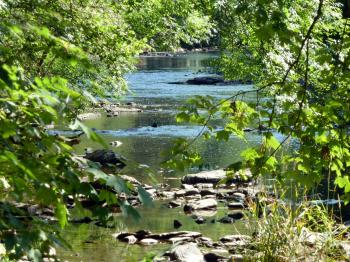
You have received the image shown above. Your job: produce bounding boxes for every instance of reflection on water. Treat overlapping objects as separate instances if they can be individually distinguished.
[58,52,259,261]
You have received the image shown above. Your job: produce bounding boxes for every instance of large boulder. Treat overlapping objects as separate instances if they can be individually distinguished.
[182,170,226,185]
[168,76,252,86]
[169,243,204,262]
[187,76,224,85]
[182,169,252,185]
[85,149,126,167]
[184,199,217,212]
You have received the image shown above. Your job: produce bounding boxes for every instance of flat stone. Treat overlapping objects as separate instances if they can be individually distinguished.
[169,243,204,262]
[228,211,244,220]
[168,200,182,208]
[184,194,201,200]
[134,230,151,240]
[218,216,235,224]
[203,252,227,261]
[184,188,200,196]
[149,231,201,241]
[180,232,202,238]
[195,217,206,224]
[220,235,251,243]
[77,112,101,120]
[120,175,141,185]
[175,190,186,198]
[121,235,137,244]
[182,170,226,185]
[200,189,216,196]
[192,210,217,217]
[160,191,176,199]
[182,184,194,190]
[194,183,214,190]
[169,237,193,244]
[232,192,246,202]
[227,202,245,209]
[114,232,133,240]
[182,169,252,185]
[139,238,158,245]
[184,199,217,211]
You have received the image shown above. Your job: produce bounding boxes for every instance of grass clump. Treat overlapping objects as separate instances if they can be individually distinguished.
[242,190,350,262]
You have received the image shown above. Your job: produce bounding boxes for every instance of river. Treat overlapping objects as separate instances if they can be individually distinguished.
[58,52,264,261]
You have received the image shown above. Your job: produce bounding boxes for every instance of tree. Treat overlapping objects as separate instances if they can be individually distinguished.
[173,0,350,201]
[0,0,214,260]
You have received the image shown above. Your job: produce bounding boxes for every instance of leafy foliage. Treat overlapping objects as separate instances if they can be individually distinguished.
[172,0,350,201]
[0,0,215,259]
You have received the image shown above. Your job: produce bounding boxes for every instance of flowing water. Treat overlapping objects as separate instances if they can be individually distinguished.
[58,52,264,261]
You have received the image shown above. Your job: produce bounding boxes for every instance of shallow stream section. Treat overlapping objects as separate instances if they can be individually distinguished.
[58,52,261,261]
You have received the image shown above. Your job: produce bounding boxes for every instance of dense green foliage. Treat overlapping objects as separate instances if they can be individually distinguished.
[0,0,213,260]
[1,0,350,260]
[173,0,350,200]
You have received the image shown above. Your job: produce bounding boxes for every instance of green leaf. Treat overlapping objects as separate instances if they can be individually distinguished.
[106,176,129,193]
[120,202,141,221]
[264,133,280,150]
[55,201,68,229]
[70,120,108,148]
[137,186,154,207]
[86,168,109,181]
[176,112,190,122]
[216,130,230,141]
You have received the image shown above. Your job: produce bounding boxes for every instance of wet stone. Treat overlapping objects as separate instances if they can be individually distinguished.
[184,194,202,200]
[182,184,195,190]
[218,216,235,224]
[168,243,204,262]
[228,211,244,220]
[220,235,251,243]
[200,189,216,197]
[184,188,200,196]
[168,200,182,208]
[184,198,217,211]
[194,183,214,190]
[140,238,159,245]
[169,236,193,244]
[195,217,206,224]
[160,191,175,199]
[227,202,245,209]
[120,175,141,185]
[175,190,186,198]
[174,220,182,229]
[121,235,137,244]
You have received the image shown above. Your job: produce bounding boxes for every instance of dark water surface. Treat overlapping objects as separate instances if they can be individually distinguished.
[58,53,260,261]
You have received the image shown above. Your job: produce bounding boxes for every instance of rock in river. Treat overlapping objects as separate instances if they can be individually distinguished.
[228,211,244,220]
[169,243,204,262]
[218,216,234,224]
[120,235,137,244]
[182,170,226,185]
[182,169,252,185]
[139,238,158,245]
[227,202,245,209]
[77,112,101,120]
[85,149,126,167]
[184,199,217,212]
